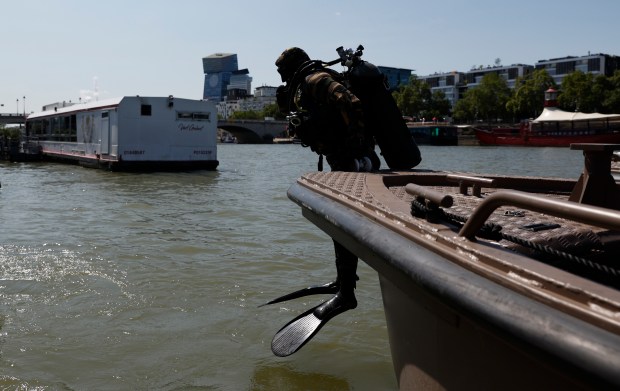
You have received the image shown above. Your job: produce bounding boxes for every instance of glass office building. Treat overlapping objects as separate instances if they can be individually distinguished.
[203,53,240,101]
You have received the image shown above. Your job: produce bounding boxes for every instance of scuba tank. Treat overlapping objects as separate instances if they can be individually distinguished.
[334,45,422,170]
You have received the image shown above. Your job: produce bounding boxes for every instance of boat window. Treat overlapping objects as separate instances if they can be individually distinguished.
[28,119,47,137]
[141,105,152,116]
[176,112,211,121]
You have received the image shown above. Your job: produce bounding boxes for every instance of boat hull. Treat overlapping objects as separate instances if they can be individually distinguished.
[475,129,620,146]
[287,167,620,389]
[41,150,218,171]
[379,275,592,390]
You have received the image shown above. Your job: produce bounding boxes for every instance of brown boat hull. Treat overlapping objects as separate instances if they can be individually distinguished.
[287,165,620,389]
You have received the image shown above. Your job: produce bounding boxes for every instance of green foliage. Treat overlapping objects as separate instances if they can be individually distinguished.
[426,90,452,120]
[602,70,620,113]
[558,71,601,112]
[454,69,620,124]
[392,75,451,119]
[506,69,556,120]
[262,103,287,120]
[226,103,286,120]
[452,94,476,122]
[0,124,22,140]
[453,73,511,123]
[229,109,261,120]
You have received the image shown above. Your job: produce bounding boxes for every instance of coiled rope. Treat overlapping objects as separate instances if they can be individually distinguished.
[411,198,620,286]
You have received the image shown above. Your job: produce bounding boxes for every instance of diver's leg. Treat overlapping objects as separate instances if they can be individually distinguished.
[313,240,358,319]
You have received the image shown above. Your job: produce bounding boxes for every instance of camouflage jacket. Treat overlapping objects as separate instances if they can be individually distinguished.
[280,68,371,161]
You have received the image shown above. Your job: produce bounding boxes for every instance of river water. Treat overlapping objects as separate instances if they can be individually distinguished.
[0,144,585,390]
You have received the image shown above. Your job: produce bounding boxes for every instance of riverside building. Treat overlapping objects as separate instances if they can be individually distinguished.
[534,53,620,86]
[418,52,620,109]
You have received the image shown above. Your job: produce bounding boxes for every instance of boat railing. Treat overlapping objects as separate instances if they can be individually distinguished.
[458,189,620,240]
[404,177,620,240]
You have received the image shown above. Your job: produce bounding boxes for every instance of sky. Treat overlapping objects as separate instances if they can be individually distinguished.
[1,0,620,114]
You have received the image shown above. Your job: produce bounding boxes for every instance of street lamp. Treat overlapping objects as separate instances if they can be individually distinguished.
[16,98,19,115]
[23,96,26,116]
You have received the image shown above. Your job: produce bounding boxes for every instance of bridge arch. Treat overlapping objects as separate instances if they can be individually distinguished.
[217,124,267,144]
[217,119,288,144]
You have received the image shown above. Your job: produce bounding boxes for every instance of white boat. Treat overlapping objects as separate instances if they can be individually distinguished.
[272,137,295,144]
[286,143,620,389]
[26,96,218,170]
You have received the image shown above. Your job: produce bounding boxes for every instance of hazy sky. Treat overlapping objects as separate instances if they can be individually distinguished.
[1,0,619,113]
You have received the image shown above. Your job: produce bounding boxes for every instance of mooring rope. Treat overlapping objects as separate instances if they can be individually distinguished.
[411,199,620,284]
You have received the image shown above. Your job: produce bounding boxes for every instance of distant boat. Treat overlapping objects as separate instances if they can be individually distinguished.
[272,137,295,144]
[475,88,620,146]
[407,122,459,145]
[220,132,237,143]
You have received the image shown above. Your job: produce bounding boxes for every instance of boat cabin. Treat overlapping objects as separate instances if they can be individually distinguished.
[26,96,219,170]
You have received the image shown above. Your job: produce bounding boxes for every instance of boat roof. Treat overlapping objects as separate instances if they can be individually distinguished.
[533,107,620,123]
[27,97,125,120]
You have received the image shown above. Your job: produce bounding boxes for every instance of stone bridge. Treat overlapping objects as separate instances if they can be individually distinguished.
[217,119,288,143]
[0,113,26,126]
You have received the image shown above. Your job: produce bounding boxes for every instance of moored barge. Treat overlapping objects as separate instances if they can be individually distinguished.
[25,96,218,170]
[407,123,459,146]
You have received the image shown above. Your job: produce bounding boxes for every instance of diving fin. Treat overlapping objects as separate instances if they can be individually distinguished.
[271,292,357,357]
[259,275,358,307]
[258,281,339,307]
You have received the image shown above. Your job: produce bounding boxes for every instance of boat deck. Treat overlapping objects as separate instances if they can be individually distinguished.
[294,160,620,334]
[393,177,618,283]
[292,167,620,387]
[288,143,620,389]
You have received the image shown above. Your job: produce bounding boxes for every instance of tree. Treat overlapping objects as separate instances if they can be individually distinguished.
[229,109,262,120]
[601,70,620,113]
[0,124,22,140]
[426,90,452,120]
[262,103,287,120]
[558,70,602,112]
[392,75,451,120]
[506,69,556,120]
[452,91,476,123]
[453,73,511,123]
[392,75,431,119]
